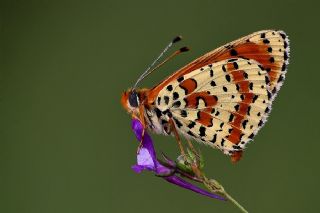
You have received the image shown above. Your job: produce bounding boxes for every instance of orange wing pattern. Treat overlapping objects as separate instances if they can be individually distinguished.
[148,30,289,161]
[156,58,271,158]
[147,30,289,104]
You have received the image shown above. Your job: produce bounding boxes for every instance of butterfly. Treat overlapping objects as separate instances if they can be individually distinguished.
[121,30,289,162]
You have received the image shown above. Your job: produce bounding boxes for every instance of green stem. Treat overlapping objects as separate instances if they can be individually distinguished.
[221,190,248,213]
[176,150,249,212]
[202,177,248,213]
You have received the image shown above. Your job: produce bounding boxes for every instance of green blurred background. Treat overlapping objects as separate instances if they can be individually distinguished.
[1,0,319,212]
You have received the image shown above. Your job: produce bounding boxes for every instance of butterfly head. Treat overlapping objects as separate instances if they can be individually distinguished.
[121,89,141,115]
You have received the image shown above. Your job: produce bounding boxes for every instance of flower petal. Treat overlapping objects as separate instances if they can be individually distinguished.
[131,119,225,201]
[137,147,155,168]
[131,165,146,173]
[132,119,158,167]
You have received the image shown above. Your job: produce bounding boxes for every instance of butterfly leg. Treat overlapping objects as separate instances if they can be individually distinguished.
[185,139,203,177]
[186,139,198,155]
[168,119,186,157]
[169,120,202,177]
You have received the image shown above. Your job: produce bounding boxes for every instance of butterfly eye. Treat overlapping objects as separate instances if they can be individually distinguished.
[129,90,139,108]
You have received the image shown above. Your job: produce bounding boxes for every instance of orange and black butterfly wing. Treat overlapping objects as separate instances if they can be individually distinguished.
[156,57,271,161]
[148,30,289,103]
[150,30,289,161]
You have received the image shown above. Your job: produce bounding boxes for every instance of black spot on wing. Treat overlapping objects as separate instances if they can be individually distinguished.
[247,106,251,116]
[248,133,254,139]
[222,65,226,72]
[249,82,253,90]
[233,145,241,150]
[269,57,275,63]
[236,84,240,91]
[223,86,228,92]
[265,107,270,113]
[243,72,248,79]
[225,74,231,82]
[229,114,234,122]
[211,134,217,143]
[166,85,173,91]
[230,49,238,56]
[234,104,240,111]
[221,139,225,147]
[242,120,248,129]
[172,101,181,108]
[173,92,179,100]
[258,64,265,71]
[188,121,196,129]
[265,76,270,84]
[267,91,272,100]
[177,76,184,82]
[280,32,286,39]
[199,126,206,137]
[278,74,284,83]
[180,110,187,117]
[272,87,277,94]
[263,39,270,44]
[233,62,239,69]
[210,69,213,77]
[164,96,170,105]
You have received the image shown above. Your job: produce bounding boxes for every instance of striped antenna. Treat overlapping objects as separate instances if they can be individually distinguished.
[133,36,183,89]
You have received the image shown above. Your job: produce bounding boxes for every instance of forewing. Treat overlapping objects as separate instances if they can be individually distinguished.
[156,58,271,154]
[148,30,289,102]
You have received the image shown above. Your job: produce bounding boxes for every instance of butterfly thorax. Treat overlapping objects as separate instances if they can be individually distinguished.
[144,105,173,135]
[121,88,172,135]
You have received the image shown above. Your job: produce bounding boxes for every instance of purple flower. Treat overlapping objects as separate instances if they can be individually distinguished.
[131,119,225,201]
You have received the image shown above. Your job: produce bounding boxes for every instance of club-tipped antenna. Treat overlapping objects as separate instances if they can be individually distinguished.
[133,36,183,89]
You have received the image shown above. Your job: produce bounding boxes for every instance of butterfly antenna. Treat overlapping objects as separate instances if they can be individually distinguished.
[133,36,186,89]
[138,46,190,82]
